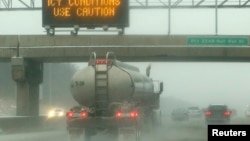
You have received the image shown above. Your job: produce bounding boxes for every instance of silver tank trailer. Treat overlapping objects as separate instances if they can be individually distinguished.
[70,59,156,108]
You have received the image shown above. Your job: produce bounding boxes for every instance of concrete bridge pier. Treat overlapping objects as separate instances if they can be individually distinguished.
[11,57,43,116]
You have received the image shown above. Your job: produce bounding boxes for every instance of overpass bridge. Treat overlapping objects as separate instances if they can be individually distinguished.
[1,35,250,62]
[2,0,250,132]
[0,34,250,126]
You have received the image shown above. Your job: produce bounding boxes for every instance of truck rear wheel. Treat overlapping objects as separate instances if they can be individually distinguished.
[118,127,141,141]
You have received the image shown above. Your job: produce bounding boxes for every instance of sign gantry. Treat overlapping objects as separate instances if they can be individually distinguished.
[2,0,250,36]
[42,0,129,35]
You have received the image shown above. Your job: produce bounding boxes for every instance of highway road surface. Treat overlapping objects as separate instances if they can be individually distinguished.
[0,116,249,141]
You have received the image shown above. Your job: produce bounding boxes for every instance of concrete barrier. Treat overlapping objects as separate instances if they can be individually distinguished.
[0,116,47,133]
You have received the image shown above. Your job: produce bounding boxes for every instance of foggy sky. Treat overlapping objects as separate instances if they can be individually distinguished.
[1,5,250,116]
[1,8,250,35]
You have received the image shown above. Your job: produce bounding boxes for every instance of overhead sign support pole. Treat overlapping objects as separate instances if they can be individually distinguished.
[215,0,218,35]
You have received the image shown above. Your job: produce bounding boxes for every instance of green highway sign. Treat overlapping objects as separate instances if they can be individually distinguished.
[187,36,249,46]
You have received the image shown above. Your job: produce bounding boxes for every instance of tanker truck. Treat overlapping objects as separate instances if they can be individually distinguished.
[66,52,163,141]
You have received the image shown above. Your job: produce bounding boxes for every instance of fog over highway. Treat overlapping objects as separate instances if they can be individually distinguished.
[0,115,207,141]
[1,1,250,141]
[1,115,250,141]
[0,108,250,141]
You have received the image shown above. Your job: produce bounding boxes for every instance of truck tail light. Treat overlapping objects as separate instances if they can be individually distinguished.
[66,111,74,119]
[115,111,139,118]
[81,111,88,118]
[96,59,108,64]
[130,111,138,118]
[115,112,122,118]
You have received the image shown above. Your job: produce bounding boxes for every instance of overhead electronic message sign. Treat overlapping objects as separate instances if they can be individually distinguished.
[42,0,129,28]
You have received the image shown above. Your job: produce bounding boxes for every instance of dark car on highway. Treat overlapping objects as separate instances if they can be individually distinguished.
[205,104,231,124]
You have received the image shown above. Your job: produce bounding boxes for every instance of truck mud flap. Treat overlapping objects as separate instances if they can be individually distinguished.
[118,127,141,141]
[67,128,91,141]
